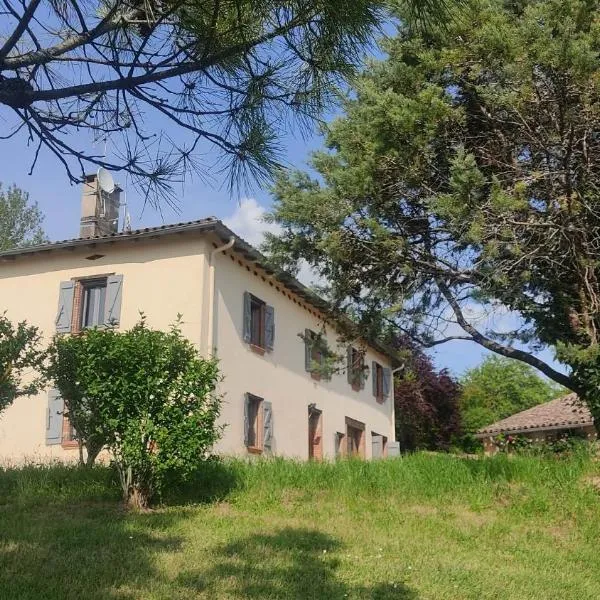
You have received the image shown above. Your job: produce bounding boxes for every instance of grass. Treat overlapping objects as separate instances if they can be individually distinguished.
[1,451,600,599]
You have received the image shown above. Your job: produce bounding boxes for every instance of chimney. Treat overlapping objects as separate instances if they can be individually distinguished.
[79,173,121,238]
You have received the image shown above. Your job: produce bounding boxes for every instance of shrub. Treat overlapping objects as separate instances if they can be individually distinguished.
[48,316,222,509]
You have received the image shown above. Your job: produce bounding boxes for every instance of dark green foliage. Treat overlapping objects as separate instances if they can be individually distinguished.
[0,313,44,414]
[0,183,47,250]
[47,317,222,507]
[266,0,600,416]
[460,356,564,432]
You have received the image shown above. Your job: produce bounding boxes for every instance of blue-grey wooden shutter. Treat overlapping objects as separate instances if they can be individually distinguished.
[55,281,74,333]
[243,393,250,446]
[372,435,383,459]
[305,329,312,372]
[242,292,252,342]
[263,401,273,453]
[46,389,63,445]
[372,361,378,397]
[104,274,123,326]
[265,305,275,351]
[387,441,400,457]
[347,346,353,384]
[383,367,392,398]
[334,433,343,459]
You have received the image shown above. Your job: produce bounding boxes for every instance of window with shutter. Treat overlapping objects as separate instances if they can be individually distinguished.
[242,293,274,352]
[244,393,264,452]
[305,329,328,380]
[345,416,365,459]
[347,347,364,391]
[372,362,385,402]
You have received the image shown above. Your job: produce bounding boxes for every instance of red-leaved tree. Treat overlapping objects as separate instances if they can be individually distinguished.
[392,336,462,452]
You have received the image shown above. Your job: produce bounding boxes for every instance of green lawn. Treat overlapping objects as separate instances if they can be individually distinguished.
[1,452,600,599]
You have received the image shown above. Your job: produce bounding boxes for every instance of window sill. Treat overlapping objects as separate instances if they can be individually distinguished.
[246,446,263,455]
[249,344,266,356]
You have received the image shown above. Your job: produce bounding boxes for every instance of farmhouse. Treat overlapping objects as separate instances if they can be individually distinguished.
[476,393,596,453]
[0,175,398,463]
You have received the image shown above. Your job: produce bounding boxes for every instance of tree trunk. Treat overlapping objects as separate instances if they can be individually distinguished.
[126,484,150,511]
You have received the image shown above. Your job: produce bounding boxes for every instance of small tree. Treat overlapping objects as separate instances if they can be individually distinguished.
[0,183,47,251]
[48,317,222,508]
[392,337,462,451]
[460,356,563,433]
[0,313,45,414]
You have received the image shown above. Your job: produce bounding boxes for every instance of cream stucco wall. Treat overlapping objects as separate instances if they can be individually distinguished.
[0,232,395,463]
[0,236,207,462]
[211,244,395,460]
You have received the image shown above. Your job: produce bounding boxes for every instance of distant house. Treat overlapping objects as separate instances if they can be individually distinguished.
[476,393,596,453]
[0,174,399,463]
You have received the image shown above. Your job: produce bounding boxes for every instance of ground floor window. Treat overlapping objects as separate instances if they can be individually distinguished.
[245,394,263,452]
[371,432,388,458]
[345,417,365,459]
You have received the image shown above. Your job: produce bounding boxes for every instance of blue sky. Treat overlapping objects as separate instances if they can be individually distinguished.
[0,80,564,381]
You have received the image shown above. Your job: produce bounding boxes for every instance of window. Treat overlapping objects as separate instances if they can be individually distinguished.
[347,346,365,391]
[243,292,275,351]
[345,417,365,458]
[304,329,329,380]
[81,279,107,328]
[55,275,123,334]
[334,432,346,459]
[246,394,263,450]
[371,361,391,402]
[62,414,78,448]
[250,295,265,347]
[371,432,388,459]
[244,393,273,453]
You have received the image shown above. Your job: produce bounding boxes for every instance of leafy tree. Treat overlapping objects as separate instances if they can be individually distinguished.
[266,0,600,423]
[393,336,461,451]
[0,313,45,415]
[459,356,563,432]
[0,1,459,203]
[47,317,222,508]
[0,184,47,251]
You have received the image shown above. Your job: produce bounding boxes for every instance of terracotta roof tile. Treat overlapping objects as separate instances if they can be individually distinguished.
[477,393,593,436]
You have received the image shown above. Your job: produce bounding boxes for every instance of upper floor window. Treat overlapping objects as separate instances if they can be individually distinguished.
[81,279,107,328]
[371,361,391,402]
[347,346,365,391]
[304,329,330,380]
[55,274,123,334]
[243,292,274,352]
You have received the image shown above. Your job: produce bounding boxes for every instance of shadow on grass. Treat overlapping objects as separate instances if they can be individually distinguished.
[0,500,184,600]
[177,527,418,599]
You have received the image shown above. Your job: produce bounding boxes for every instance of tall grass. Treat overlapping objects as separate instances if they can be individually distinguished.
[1,449,595,513]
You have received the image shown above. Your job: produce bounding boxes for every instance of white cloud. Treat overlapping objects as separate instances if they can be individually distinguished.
[223,198,322,288]
[223,197,281,248]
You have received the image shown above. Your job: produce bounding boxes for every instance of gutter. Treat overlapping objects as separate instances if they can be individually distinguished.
[207,236,235,357]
